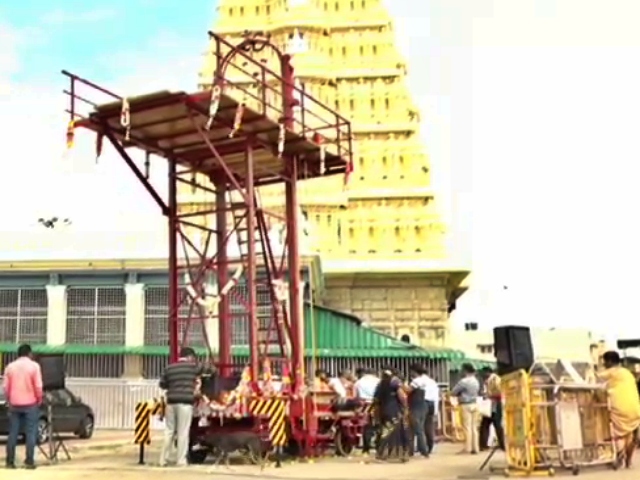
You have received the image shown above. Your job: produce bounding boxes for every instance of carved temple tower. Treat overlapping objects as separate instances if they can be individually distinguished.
[199,0,469,347]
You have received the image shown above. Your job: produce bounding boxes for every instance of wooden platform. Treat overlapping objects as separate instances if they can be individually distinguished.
[76,89,350,184]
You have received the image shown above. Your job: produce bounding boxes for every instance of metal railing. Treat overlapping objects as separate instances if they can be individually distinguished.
[206,31,353,165]
[66,378,164,431]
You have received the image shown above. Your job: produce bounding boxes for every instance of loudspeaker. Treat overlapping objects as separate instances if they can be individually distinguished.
[38,354,66,391]
[617,339,640,350]
[493,325,534,376]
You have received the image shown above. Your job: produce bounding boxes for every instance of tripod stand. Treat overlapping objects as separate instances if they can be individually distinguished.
[478,444,501,472]
[38,403,71,463]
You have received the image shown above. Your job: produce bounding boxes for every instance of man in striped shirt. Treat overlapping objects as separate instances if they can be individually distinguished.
[159,347,202,467]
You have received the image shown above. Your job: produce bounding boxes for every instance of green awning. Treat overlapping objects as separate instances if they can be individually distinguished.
[301,304,463,359]
[0,343,462,359]
[450,357,496,370]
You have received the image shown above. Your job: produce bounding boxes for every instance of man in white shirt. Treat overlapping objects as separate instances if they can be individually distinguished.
[328,376,347,398]
[354,368,380,454]
[421,370,440,454]
[354,368,380,401]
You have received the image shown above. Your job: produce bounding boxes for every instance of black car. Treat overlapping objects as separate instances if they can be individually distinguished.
[0,388,95,444]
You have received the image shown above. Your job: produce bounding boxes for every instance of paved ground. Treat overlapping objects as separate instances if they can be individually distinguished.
[0,434,638,480]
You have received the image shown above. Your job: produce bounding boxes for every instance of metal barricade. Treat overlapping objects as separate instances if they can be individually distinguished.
[503,370,536,474]
[439,395,464,442]
[503,370,616,476]
[530,381,615,474]
[66,378,163,430]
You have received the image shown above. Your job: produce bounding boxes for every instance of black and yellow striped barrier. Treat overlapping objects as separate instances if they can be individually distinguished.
[151,397,165,417]
[268,399,287,447]
[249,397,284,417]
[134,401,153,465]
[249,398,288,468]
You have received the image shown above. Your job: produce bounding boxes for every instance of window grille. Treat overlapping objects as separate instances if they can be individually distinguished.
[65,353,124,378]
[231,281,273,346]
[144,287,206,347]
[66,287,126,345]
[144,278,277,349]
[0,288,48,344]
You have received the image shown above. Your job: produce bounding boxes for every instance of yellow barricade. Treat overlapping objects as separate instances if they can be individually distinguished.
[503,369,535,475]
[439,396,464,442]
[503,369,616,476]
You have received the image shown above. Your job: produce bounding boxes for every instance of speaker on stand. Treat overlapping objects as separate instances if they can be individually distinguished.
[37,354,71,463]
[479,326,535,473]
[493,325,534,376]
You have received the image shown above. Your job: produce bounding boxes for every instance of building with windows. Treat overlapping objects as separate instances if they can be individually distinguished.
[0,230,465,380]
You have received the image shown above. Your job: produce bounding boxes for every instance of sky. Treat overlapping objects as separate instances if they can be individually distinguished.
[2,0,640,339]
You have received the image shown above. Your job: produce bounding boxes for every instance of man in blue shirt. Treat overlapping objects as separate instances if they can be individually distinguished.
[451,363,480,454]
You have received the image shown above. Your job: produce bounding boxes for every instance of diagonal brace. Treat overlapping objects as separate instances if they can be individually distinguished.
[102,127,169,215]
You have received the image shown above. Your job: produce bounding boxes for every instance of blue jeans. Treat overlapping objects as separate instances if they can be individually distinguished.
[410,409,429,455]
[6,405,39,466]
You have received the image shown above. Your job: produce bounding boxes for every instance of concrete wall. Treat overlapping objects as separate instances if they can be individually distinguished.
[323,275,450,347]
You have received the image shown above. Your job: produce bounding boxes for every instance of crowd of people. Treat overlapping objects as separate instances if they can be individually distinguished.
[4,343,638,470]
[156,353,510,466]
[312,364,440,460]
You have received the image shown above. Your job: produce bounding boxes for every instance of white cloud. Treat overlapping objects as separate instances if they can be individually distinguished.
[0,22,21,95]
[425,0,640,338]
[6,0,640,341]
[0,25,202,232]
[40,8,117,25]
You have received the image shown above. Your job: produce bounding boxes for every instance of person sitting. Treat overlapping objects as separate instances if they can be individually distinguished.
[328,370,352,399]
[598,350,640,468]
[313,369,332,391]
[355,368,380,402]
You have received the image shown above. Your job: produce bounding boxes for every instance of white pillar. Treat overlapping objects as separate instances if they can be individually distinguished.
[125,283,145,347]
[204,280,219,353]
[205,311,220,353]
[46,285,67,345]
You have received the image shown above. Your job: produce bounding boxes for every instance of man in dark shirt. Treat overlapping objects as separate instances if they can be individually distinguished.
[159,347,201,467]
[406,364,429,457]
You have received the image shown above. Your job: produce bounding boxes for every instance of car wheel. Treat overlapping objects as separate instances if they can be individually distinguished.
[37,418,49,445]
[78,416,94,439]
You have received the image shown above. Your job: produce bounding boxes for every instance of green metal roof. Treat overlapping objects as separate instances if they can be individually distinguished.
[302,304,463,359]
[450,357,496,370]
[0,305,464,360]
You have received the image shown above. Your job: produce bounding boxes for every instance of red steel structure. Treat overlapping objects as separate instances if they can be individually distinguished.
[61,31,353,400]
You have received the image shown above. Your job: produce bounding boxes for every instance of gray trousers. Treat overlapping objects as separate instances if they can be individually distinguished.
[160,403,194,466]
